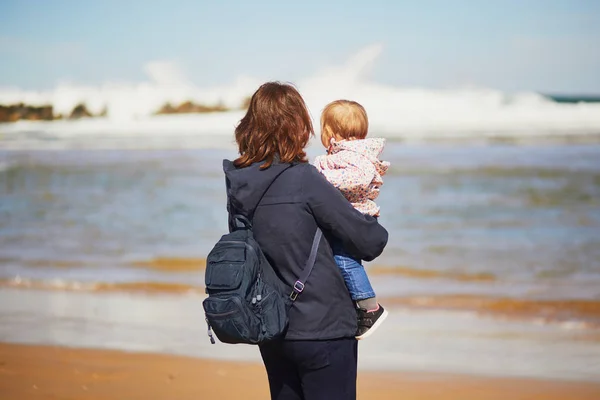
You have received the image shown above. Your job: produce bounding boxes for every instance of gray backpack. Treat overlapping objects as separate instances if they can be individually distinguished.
[203,166,322,344]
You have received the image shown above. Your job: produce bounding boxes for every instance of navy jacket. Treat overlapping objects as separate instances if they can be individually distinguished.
[223,159,388,340]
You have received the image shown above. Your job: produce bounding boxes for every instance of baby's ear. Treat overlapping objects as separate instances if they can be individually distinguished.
[328,137,336,151]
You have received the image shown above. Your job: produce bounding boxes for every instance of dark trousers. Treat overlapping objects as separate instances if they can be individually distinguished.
[259,338,358,400]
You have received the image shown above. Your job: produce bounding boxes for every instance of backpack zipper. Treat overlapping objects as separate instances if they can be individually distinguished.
[205,309,238,317]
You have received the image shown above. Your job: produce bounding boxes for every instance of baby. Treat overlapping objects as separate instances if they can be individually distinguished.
[314,100,389,340]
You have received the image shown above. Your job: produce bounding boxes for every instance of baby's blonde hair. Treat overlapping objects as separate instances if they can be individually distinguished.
[320,100,368,147]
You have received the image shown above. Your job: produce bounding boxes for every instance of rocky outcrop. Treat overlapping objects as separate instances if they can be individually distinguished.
[1,98,247,123]
[0,102,107,122]
[69,103,93,119]
[155,101,229,115]
[0,104,54,122]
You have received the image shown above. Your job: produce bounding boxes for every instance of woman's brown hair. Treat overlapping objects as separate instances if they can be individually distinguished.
[234,82,314,169]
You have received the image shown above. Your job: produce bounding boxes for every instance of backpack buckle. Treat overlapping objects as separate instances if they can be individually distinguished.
[233,214,252,230]
[290,280,305,301]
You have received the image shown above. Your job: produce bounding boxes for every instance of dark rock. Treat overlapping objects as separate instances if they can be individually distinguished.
[154,100,229,115]
[0,106,9,122]
[0,103,54,122]
[69,103,93,119]
[156,103,176,114]
[26,105,53,121]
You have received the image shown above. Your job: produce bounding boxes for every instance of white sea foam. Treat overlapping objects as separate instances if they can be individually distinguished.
[1,44,600,149]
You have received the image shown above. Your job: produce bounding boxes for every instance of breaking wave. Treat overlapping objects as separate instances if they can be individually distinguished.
[1,44,600,148]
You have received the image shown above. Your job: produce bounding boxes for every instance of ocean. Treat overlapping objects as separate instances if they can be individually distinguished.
[1,141,599,307]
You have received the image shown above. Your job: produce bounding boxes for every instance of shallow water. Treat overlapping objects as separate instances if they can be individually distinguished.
[0,143,599,324]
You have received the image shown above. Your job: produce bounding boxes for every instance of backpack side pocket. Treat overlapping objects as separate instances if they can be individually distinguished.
[203,295,261,344]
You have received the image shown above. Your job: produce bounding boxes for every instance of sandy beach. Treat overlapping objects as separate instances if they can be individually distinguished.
[1,343,599,400]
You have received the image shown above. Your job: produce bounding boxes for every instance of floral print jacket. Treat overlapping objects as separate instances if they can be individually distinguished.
[314,138,390,216]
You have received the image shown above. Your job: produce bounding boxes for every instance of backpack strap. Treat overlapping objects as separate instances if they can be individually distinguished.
[250,164,293,222]
[289,228,323,301]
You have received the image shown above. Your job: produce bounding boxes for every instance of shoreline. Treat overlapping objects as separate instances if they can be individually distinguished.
[2,343,600,400]
[1,287,599,382]
[2,276,600,329]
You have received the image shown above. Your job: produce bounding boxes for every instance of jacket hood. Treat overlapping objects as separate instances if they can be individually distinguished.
[330,138,390,176]
[223,159,292,219]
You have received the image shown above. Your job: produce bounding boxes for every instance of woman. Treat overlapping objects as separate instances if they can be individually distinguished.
[223,82,388,400]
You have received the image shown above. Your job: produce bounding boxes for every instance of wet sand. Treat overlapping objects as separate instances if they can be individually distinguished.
[3,276,600,329]
[1,343,599,400]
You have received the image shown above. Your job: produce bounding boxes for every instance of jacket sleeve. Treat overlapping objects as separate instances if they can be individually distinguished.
[303,165,388,261]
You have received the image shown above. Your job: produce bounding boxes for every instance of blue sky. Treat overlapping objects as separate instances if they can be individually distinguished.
[1,0,599,93]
